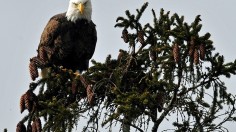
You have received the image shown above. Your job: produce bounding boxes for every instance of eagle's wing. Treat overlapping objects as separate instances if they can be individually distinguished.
[39,14,65,47]
[88,21,97,60]
[37,13,70,63]
[78,21,97,70]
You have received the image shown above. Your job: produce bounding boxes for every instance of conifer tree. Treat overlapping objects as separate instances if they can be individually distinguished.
[16,2,236,132]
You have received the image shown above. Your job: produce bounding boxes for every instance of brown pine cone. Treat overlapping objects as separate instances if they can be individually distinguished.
[87,85,94,105]
[31,57,44,68]
[31,121,37,132]
[16,122,26,132]
[122,29,129,43]
[20,94,26,113]
[35,118,42,132]
[173,43,180,63]
[24,91,33,112]
[199,43,205,60]
[189,36,195,58]
[24,90,36,112]
[194,49,199,65]
[189,43,195,58]
[137,31,145,45]
[29,60,38,81]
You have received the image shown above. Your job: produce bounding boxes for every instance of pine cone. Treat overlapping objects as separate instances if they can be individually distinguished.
[31,57,44,68]
[35,118,42,132]
[20,94,26,113]
[189,36,195,58]
[86,85,94,105]
[189,43,195,58]
[24,90,36,112]
[16,122,26,132]
[122,29,129,43]
[137,31,145,45]
[29,60,38,81]
[194,49,199,65]
[199,43,205,60]
[173,43,180,63]
[24,92,33,112]
[27,124,32,132]
[31,121,37,132]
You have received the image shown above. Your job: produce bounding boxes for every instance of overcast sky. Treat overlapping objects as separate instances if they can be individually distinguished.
[0,0,236,131]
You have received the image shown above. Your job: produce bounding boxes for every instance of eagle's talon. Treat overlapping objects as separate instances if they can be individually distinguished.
[61,68,67,72]
[74,70,80,79]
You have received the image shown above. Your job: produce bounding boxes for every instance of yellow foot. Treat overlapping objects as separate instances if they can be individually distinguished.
[59,66,67,72]
[61,68,67,72]
[74,70,81,79]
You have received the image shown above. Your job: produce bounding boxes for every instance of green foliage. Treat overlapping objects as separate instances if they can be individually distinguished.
[17,2,236,132]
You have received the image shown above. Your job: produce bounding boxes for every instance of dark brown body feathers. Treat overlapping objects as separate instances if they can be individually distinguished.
[38,13,97,71]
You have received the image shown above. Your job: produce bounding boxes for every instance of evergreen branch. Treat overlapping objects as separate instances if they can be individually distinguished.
[152,66,183,132]
[177,78,214,96]
[135,2,148,22]
[216,109,235,128]
[116,118,144,132]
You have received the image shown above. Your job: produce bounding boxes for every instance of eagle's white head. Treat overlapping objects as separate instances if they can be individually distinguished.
[66,0,92,22]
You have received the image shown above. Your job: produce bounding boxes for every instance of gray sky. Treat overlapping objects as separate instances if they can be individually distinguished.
[0,0,236,131]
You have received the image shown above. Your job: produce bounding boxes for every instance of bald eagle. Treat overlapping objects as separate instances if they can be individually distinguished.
[30,0,97,80]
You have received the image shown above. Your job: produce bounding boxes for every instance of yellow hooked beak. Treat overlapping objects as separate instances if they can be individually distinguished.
[78,3,84,14]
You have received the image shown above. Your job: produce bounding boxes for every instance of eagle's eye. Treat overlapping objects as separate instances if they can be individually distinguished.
[73,2,78,7]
